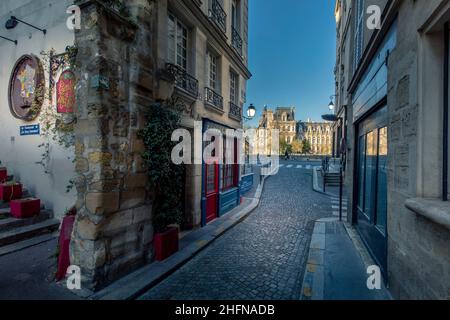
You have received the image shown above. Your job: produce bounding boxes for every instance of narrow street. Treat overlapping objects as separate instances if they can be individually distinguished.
[140,160,332,300]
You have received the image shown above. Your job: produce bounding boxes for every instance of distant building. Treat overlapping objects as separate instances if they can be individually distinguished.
[297,119,332,155]
[254,106,296,155]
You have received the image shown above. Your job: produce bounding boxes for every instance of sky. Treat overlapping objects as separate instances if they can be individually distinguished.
[246,0,337,127]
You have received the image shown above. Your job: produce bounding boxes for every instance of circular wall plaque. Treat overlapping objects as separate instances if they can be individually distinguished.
[8,54,45,121]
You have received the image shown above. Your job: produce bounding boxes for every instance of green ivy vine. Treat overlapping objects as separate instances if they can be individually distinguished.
[35,46,78,194]
[139,99,185,233]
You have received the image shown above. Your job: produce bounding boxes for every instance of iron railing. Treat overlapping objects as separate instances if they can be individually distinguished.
[232,27,243,55]
[166,63,199,98]
[209,0,227,34]
[229,101,242,120]
[205,87,224,110]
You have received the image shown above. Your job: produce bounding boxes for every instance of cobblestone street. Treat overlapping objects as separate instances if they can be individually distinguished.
[140,161,332,300]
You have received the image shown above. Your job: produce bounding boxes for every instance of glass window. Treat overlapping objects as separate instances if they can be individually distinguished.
[230,71,238,104]
[376,127,388,233]
[222,137,237,191]
[357,135,366,210]
[364,131,377,220]
[168,14,188,70]
[208,52,218,90]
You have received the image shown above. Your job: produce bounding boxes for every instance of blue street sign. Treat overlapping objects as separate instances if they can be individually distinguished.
[20,124,40,136]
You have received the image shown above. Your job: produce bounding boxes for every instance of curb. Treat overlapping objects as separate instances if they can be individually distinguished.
[312,166,327,195]
[91,172,273,300]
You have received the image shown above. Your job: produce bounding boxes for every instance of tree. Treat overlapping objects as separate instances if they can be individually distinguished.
[302,139,311,155]
[291,139,303,154]
[279,138,292,155]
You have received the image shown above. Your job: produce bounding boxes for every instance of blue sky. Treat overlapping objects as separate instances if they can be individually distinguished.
[246,0,336,126]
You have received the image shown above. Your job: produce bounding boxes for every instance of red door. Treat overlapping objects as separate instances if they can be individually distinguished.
[205,162,219,223]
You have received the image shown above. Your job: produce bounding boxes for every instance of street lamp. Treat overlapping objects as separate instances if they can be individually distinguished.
[328,95,336,111]
[245,103,256,120]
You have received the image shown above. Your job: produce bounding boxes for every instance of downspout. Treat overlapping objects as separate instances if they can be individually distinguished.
[443,21,449,201]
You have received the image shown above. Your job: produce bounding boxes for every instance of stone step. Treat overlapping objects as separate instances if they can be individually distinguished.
[0,232,57,257]
[0,210,52,233]
[0,219,60,247]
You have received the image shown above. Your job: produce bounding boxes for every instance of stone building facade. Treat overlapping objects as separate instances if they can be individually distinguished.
[1,0,250,291]
[334,0,450,299]
[297,120,332,155]
[254,106,296,155]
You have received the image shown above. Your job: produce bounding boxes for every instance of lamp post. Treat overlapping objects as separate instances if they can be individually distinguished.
[243,103,256,121]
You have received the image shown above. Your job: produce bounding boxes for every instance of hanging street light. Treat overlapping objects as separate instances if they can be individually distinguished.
[5,16,47,35]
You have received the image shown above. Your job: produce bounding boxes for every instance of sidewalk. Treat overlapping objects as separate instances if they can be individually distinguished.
[301,218,391,300]
[92,167,269,300]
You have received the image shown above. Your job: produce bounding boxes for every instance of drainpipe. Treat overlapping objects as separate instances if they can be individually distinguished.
[443,21,449,201]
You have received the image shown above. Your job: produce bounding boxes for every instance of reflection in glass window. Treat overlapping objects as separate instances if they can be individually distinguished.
[376,127,388,233]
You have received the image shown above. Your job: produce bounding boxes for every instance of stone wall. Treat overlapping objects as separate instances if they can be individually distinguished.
[70,0,156,291]
[385,0,449,299]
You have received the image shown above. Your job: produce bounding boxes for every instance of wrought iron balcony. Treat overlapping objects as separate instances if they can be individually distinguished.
[166,63,199,99]
[209,0,227,34]
[229,101,242,121]
[232,27,243,55]
[205,87,224,111]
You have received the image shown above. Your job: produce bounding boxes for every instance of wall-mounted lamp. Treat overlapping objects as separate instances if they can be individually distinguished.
[242,103,257,122]
[5,16,47,35]
[0,35,17,45]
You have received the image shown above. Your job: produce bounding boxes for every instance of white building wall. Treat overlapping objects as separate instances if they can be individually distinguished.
[0,0,76,219]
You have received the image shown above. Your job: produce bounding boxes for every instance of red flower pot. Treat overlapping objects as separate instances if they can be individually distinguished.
[153,227,179,261]
[10,198,40,219]
[56,215,76,281]
[0,168,7,183]
[0,183,23,202]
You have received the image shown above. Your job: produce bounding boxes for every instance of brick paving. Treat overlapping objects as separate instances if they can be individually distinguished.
[140,160,331,300]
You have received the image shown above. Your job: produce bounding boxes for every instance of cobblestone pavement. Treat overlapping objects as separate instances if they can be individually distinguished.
[140,160,332,300]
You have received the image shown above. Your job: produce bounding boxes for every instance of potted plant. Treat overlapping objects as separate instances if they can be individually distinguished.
[139,100,184,261]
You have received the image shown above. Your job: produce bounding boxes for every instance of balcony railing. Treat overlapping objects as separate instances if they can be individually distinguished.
[229,101,242,120]
[209,0,227,34]
[205,87,224,111]
[166,63,199,99]
[232,27,243,55]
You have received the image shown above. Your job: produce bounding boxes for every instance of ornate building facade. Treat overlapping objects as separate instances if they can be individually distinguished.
[254,106,296,155]
[297,120,332,155]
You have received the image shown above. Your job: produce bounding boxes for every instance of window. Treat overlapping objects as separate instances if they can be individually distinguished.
[231,0,240,31]
[168,14,188,70]
[223,137,238,191]
[208,51,219,91]
[353,0,364,72]
[230,71,239,104]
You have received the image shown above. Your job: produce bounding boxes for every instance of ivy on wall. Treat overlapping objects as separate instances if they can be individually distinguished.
[34,46,78,193]
[139,99,185,233]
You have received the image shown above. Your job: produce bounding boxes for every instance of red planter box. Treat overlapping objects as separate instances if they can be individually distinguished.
[10,198,40,219]
[0,183,22,202]
[56,215,75,281]
[153,227,179,261]
[0,168,6,183]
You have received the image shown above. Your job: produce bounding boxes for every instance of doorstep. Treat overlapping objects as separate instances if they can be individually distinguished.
[300,218,392,300]
[90,175,269,300]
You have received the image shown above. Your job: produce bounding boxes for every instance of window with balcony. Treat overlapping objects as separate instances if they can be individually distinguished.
[231,0,243,55]
[205,51,223,110]
[229,70,241,120]
[167,13,199,98]
[209,0,227,34]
